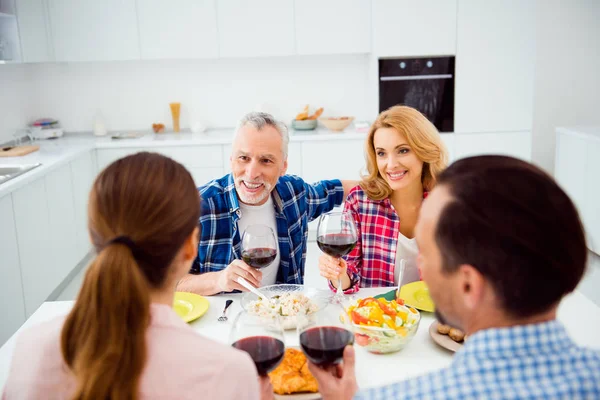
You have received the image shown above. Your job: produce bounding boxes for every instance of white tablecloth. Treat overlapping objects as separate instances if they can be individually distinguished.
[1,288,599,392]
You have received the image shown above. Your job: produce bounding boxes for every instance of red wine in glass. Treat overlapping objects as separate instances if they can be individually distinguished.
[232,336,285,375]
[299,326,354,366]
[316,212,358,300]
[241,247,277,269]
[317,234,357,258]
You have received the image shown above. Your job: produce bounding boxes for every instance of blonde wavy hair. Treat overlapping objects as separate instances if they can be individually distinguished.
[359,105,448,200]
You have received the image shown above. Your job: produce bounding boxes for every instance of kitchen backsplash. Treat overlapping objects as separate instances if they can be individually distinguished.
[0,64,37,143]
[0,54,372,140]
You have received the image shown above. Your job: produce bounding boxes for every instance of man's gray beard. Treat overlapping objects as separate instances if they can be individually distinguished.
[235,180,272,205]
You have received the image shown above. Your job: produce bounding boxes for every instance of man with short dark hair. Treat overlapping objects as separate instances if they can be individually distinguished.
[310,155,600,400]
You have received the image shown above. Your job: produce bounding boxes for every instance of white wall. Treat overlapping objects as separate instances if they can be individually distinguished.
[25,54,371,133]
[0,64,37,143]
[532,0,600,173]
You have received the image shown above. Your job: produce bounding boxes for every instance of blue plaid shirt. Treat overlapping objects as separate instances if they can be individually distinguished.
[190,174,344,285]
[357,320,600,399]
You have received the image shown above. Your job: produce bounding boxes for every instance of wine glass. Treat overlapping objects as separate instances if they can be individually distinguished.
[241,224,278,270]
[317,211,358,302]
[297,302,354,367]
[230,310,286,376]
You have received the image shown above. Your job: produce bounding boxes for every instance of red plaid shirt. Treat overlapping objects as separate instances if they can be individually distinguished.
[334,185,427,294]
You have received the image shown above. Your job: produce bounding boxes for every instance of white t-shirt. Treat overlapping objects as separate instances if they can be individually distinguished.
[394,232,420,286]
[237,197,280,287]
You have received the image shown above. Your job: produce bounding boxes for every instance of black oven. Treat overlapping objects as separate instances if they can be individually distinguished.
[379,56,455,133]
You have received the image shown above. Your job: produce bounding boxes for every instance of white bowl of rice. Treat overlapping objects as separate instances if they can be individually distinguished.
[241,284,331,330]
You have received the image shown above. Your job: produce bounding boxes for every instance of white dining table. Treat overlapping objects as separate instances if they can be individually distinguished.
[1,287,599,394]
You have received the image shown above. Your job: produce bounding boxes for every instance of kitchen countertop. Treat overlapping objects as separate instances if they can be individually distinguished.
[556,126,600,142]
[0,127,368,197]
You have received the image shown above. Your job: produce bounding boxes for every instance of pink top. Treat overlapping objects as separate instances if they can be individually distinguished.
[2,304,259,400]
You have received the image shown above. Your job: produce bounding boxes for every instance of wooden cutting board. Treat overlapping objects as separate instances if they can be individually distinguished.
[0,145,40,157]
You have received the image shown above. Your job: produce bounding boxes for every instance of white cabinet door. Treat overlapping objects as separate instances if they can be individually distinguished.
[96,148,139,171]
[45,164,78,288]
[48,0,140,62]
[15,0,53,62]
[217,0,295,58]
[188,167,226,187]
[455,0,535,133]
[454,132,532,162]
[301,140,364,183]
[583,140,600,254]
[12,177,53,316]
[372,0,457,57]
[0,195,26,345]
[71,151,96,262]
[295,0,371,55]
[440,133,455,163]
[555,132,587,218]
[136,0,218,60]
[97,146,225,187]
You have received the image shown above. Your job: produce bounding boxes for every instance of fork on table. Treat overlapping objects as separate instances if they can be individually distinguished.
[218,300,234,322]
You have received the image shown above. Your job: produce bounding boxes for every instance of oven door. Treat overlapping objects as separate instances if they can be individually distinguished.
[379,57,455,133]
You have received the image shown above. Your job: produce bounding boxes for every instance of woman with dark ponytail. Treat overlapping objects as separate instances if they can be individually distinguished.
[3,152,263,400]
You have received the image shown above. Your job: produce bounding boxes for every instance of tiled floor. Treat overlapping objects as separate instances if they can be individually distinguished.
[55,244,600,307]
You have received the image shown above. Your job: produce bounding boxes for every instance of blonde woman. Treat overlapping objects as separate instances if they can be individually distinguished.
[318,106,448,293]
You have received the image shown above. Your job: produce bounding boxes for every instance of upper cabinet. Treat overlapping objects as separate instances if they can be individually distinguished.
[372,0,457,57]
[217,0,295,58]
[48,0,140,62]
[294,0,371,55]
[0,0,22,62]
[454,0,535,133]
[136,0,218,60]
[15,0,53,62]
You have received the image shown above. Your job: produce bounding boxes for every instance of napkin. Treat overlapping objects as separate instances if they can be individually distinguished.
[374,289,397,301]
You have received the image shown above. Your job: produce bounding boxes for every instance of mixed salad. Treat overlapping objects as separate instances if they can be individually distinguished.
[346,297,420,353]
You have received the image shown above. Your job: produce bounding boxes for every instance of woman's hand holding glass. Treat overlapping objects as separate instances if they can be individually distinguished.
[318,254,349,288]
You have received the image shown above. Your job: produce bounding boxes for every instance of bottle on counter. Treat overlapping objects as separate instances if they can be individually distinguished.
[93,112,107,136]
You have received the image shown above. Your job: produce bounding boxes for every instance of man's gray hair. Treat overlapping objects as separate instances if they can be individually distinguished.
[234,111,290,159]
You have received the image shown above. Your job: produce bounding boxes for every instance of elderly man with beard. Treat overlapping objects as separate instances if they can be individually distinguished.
[178,112,357,295]
[307,155,600,400]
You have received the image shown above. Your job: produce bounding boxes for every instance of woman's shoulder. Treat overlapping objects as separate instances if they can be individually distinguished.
[346,184,384,206]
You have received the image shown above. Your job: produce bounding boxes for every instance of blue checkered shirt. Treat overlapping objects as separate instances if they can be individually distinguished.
[190,174,344,285]
[356,320,600,399]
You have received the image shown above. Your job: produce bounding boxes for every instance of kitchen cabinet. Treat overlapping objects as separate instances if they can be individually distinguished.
[15,0,53,62]
[12,177,53,316]
[555,132,587,216]
[372,0,457,57]
[96,146,226,187]
[136,0,218,60]
[45,163,78,288]
[555,130,600,255]
[217,0,295,58]
[455,0,535,133]
[301,140,364,183]
[48,0,140,62]
[70,151,96,262]
[454,131,531,162]
[0,195,26,346]
[294,0,371,55]
[440,134,455,163]
[583,140,600,254]
[0,8,22,62]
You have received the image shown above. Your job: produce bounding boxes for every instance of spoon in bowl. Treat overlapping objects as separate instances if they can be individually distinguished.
[236,276,277,306]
